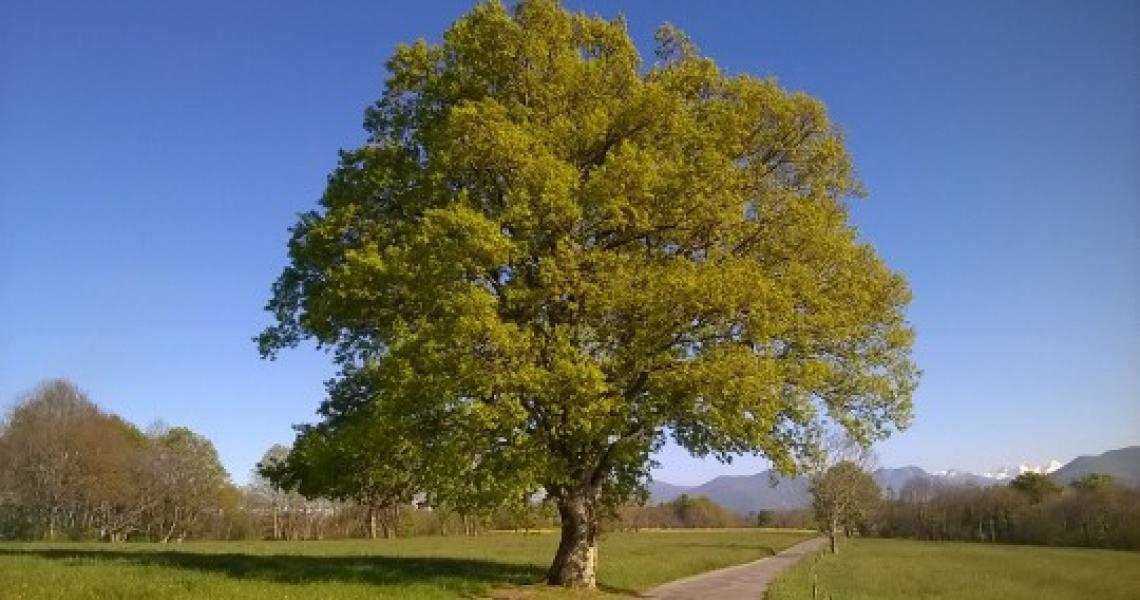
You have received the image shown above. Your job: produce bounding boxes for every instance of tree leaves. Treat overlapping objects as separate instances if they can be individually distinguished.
[261,0,917,534]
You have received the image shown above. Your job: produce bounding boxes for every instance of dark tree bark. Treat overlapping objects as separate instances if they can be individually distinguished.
[546,489,599,588]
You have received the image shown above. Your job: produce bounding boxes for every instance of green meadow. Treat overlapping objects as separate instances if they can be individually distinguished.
[0,528,812,599]
[767,538,1140,600]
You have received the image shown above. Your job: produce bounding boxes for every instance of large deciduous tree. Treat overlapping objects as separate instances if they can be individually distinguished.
[258,0,917,587]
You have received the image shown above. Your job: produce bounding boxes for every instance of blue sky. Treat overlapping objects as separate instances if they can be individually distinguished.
[2,0,1136,486]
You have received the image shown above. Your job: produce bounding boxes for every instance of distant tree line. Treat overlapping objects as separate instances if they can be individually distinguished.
[0,380,230,541]
[800,454,1140,552]
[602,469,1140,551]
[0,380,560,542]
[753,508,816,530]
[799,462,1140,551]
[0,382,784,542]
[616,494,746,530]
[872,472,1140,549]
[9,380,1133,550]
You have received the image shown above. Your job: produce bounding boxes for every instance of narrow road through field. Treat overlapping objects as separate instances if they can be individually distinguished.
[642,537,826,600]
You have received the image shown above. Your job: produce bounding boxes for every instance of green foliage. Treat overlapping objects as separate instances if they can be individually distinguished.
[874,479,1140,549]
[258,0,916,584]
[147,425,231,542]
[767,538,1140,600]
[253,444,292,492]
[668,494,740,528]
[1010,472,1062,504]
[810,461,880,552]
[616,494,743,529]
[1070,473,1115,492]
[267,397,417,512]
[490,501,558,532]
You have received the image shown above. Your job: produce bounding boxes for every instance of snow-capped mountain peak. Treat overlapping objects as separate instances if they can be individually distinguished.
[981,460,1062,481]
[931,468,975,479]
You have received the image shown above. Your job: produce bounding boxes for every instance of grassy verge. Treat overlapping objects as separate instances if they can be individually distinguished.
[767,537,1140,600]
[0,528,812,599]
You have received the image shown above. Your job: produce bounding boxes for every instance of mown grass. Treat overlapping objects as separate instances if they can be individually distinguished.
[767,537,1140,600]
[0,528,812,599]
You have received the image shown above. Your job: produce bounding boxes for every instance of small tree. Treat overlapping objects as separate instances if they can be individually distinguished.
[280,409,418,539]
[811,461,880,554]
[253,445,294,540]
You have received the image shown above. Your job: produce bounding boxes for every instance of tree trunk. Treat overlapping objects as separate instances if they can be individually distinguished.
[830,517,839,554]
[369,507,378,540]
[161,508,180,543]
[547,491,598,588]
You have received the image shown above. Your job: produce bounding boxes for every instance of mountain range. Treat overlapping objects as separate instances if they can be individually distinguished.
[648,446,1140,515]
[1050,446,1140,487]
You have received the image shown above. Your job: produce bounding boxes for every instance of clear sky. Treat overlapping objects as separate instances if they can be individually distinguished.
[2,0,1137,486]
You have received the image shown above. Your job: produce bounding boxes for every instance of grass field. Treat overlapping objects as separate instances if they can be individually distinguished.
[0,528,812,599]
[767,538,1140,600]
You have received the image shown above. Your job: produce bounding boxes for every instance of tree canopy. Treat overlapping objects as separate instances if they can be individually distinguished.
[810,460,881,554]
[258,0,917,587]
[1011,472,1062,504]
[0,380,232,542]
[1070,473,1115,492]
[259,392,418,539]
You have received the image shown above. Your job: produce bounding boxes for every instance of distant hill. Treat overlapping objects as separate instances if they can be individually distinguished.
[1050,446,1140,487]
[648,471,809,514]
[649,467,954,513]
[873,466,932,495]
[647,446,1140,514]
[697,472,810,513]
[646,480,691,504]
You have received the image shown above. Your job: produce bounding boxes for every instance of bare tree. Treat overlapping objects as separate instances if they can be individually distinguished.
[0,380,236,542]
[253,444,328,541]
[0,381,105,539]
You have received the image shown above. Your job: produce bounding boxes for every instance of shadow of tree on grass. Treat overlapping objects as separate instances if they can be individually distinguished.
[0,547,550,595]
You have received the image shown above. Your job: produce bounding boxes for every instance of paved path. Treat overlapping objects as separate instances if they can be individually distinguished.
[642,536,827,600]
